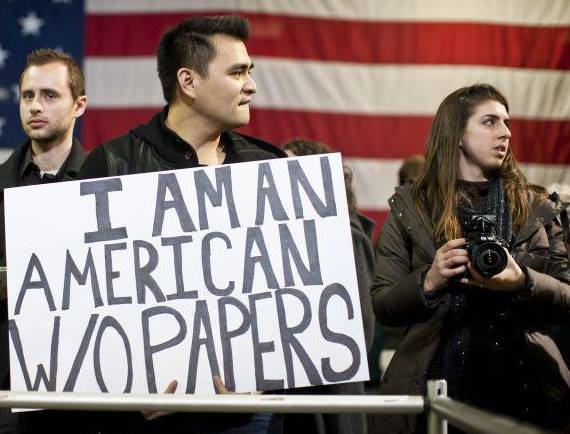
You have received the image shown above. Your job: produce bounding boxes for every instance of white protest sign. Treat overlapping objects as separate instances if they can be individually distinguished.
[5,153,369,396]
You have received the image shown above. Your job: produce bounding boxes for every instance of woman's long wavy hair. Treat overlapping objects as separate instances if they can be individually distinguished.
[413,84,532,243]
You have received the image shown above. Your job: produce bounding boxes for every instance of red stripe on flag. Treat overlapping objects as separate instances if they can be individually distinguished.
[244,110,570,165]
[81,108,430,155]
[82,108,157,149]
[82,108,570,165]
[86,13,570,69]
[243,110,431,158]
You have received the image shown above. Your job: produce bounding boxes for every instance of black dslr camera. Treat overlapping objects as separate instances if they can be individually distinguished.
[465,215,508,278]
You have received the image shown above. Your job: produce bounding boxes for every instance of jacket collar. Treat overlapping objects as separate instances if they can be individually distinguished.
[129,106,286,167]
[0,138,86,189]
[0,141,29,189]
[58,137,87,180]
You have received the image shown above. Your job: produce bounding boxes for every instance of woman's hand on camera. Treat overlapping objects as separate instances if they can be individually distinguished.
[423,238,470,294]
[466,248,526,292]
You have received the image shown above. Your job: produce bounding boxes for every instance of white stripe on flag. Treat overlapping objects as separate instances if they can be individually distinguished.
[86,0,570,26]
[86,57,570,120]
[345,158,400,210]
[85,57,164,108]
[520,162,570,190]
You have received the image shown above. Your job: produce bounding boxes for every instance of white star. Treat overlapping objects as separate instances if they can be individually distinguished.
[11,84,19,103]
[0,87,8,102]
[0,118,6,138]
[19,11,45,37]
[0,44,9,68]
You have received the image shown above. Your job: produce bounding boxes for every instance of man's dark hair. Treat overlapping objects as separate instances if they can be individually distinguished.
[398,154,425,186]
[283,138,358,214]
[283,139,332,156]
[157,15,250,103]
[19,48,85,100]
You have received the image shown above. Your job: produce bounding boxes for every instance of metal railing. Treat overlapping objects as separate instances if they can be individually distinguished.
[0,380,553,434]
[0,391,424,414]
[426,380,553,434]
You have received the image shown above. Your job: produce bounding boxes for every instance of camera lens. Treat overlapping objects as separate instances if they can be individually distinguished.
[483,250,498,266]
[474,243,507,277]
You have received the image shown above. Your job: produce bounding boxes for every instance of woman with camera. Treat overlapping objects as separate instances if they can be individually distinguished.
[372,83,570,433]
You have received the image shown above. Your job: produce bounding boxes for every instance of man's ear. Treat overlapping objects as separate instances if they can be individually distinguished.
[177,67,198,99]
[73,95,87,118]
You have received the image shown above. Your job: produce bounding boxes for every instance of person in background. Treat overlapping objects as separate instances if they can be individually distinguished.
[282,138,374,434]
[398,154,425,187]
[372,83,570,433]
[0,48,87,434]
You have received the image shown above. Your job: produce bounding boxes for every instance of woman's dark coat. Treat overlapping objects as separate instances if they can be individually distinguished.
[372,184,570,433]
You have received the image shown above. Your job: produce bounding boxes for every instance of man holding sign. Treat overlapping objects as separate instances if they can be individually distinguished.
[5,14,368,434]
[78,15,286,434]
[0,49,87,434]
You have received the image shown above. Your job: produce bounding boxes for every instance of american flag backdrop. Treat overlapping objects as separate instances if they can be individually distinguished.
[1,0,570,233]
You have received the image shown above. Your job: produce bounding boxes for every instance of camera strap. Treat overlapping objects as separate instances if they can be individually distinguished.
[560,203,570,261]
